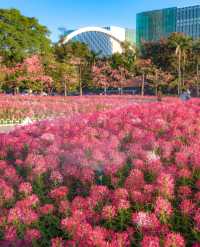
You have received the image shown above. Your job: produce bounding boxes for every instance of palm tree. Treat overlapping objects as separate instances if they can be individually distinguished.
[168,33,192,95]
[89,51,101,67]
[121,41,137,72]
[136,58,153,96]
[192,39,200,96]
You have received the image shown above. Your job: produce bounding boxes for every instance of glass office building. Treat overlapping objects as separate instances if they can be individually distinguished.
[177,6,200,39]
[137,5,200,46]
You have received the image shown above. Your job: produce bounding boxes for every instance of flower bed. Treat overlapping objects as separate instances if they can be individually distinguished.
[0,98,199,246]
[0,94,175,123]
[0,95,133,121]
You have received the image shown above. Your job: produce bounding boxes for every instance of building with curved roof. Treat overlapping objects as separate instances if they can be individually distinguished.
[62,26,135,57]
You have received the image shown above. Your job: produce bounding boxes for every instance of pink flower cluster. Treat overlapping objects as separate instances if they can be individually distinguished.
[0,97,200,245]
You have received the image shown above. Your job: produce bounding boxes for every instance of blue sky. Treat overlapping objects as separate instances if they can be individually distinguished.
[0,0,198,41]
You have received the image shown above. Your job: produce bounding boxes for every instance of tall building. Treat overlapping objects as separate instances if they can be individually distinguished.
[177,6,200,39]
[62,26,135,57]
[137,5,200,46]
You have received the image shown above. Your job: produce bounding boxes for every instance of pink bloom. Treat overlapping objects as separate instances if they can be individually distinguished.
[134,159,145,170]
[196,180,200,190]
[61,210,86,235]
[16,194,39,208]
[88,227,107,246]
[4,226,17,241]
[195,192,200,202]
[180,199,195,216]
[125,169,145,191]
[8,207,39,225]
[40,204,54,215]
[113,188,129,202]
[71,196,88,212]
[194,209,200,231]
[65,240,76,247]
[154,196,173,218]
[51,237,64,247]
[25,154,47,175]
[132,212,160,232]
[164,232,185,247]
[73,222,93,243]
[157,173,174,199]
[111,232,130,247]
[0,178,14,205]
[50,186,68,201]
[90,185,110,203]
[141,236,160,247]
[59,200,70,215]
[50,171,63,184]
[116,199,130,210]
[41,133,55,145]
[0,160,7,171]
[102,205,117,220]
[80,167,95,183]
[177,168,192,179]
[178,186,192,199]
[175,152,188,167]
[24,229,41,242]
[130,190,145,204]
[18,182,32,196]
[192,244,200,247]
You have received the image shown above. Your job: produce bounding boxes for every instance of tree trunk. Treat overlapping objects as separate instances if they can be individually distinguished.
[79,65,83,96]
[155,70,158,96]
[155,85,158,97]
[182,53,186,89]
[141,73,145,96]
[178,51,182,95]
[64,82,67,96]
[104,87,107,95]
[197,63,199,97]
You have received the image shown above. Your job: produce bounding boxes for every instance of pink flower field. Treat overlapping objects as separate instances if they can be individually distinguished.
[0,95,174,122]
[0,95,145,122]
[0,96,200,246]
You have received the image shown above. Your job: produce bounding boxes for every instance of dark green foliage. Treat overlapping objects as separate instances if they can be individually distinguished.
[116,163,132,187]
[103,209,132,232]
[67,179,90,201]
[36,215,69,247]
[32,174,52,204]
[144,170,156,183]
[0,8,51,65]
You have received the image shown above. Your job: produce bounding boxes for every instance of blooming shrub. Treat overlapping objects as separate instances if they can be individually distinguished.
[0,97,200,246]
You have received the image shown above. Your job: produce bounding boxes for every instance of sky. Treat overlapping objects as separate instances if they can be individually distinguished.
[0,0,199,42]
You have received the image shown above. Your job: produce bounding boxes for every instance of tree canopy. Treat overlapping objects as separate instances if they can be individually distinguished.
[0,8,51,65]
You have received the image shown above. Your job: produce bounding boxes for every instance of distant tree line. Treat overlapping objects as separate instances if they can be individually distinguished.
[0,8,200,96]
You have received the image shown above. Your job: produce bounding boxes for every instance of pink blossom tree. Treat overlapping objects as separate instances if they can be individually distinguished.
[3,55,53,93]
[92,61,129,95]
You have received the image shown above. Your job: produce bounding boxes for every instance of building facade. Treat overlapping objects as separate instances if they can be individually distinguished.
[177,6,200,39]
[137,5,200,46]
[62,26,135,57]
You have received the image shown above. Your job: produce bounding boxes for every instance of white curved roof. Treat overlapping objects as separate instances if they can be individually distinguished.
[62,26,123,44]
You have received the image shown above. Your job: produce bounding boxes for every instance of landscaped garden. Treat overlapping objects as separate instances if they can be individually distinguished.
[0,5,200,247]
[0,95,200,246]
